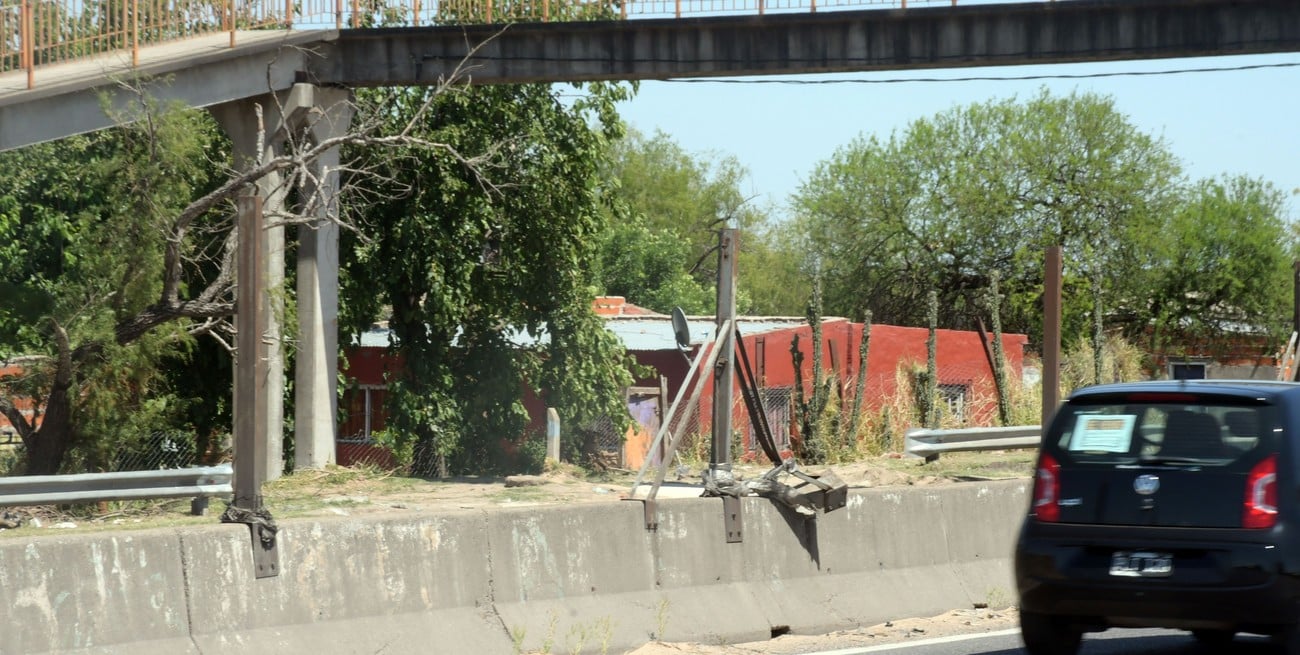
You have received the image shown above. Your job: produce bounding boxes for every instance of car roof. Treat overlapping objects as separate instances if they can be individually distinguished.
[1067,379,1300,402]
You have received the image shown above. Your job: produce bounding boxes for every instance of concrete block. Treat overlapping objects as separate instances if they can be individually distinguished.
[184,511,497,652]
[486,502,655,602]
[488,502,659,653]
[191,609,510,655]
[0,530,193,654]
[651,496,750,589]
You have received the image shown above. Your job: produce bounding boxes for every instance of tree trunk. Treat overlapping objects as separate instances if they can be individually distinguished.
[23,382,73,475]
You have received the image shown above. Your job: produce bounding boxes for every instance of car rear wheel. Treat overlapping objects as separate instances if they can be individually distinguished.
[1190,629,1234,648]
[1020,612,1081,655]
[1275,624,1300,655]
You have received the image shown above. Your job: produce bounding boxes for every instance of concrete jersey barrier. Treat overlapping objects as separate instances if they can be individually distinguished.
[0,479,1029,654]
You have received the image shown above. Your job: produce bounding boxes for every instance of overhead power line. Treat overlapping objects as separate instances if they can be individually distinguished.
[658,60,1300,84]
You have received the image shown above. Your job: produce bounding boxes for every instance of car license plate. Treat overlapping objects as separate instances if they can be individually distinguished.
[1110,551,1173,577]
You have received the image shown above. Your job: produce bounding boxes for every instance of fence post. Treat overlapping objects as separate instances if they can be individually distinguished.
[546,408,560,462]
[22,0,32,89]
[131,0,139,67]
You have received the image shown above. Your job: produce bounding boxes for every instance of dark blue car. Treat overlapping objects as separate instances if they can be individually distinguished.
[1016,380,1300,655]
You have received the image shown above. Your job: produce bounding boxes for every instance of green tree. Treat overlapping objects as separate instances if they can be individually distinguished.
[0,103,230,474]
[1129,175,1295,361]
[598,129,806,315]
[794,89,1181,345]
[341,82,637,475]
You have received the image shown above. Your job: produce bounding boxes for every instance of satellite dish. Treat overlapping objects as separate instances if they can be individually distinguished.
[671,307,691,351]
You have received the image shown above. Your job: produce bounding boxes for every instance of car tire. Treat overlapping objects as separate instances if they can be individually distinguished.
[1190,629,1234,649]
[1020,612,1081,655]
[1275,624,1300,655]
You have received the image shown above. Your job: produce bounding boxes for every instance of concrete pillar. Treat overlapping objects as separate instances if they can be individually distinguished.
[295,85,353,470]
[210,96,291,481]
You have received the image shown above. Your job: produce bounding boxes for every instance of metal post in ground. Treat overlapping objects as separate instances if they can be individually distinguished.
[1042,246,1062,430]
[711,228,738,479]
[230,194,279,579]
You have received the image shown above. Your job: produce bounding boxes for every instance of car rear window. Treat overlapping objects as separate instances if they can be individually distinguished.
[1048,396,1278,466]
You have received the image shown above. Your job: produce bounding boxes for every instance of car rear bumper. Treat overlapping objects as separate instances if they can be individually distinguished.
[1016,525,1300,632]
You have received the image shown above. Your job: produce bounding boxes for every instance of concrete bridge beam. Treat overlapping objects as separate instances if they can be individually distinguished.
[318,0,1300,85]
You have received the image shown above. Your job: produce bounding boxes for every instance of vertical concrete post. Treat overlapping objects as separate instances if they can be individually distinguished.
[295,85,354,470]
[711,228,738,477]
[546,408,560,462]
[211,96,290,481]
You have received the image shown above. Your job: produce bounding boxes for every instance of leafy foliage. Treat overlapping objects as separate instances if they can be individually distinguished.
[0,103,229,474]
[795,89,1295,351]
[341,82,637,475]
[598,129,806,315]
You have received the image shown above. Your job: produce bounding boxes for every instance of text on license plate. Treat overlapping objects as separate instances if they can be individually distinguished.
[1110,551,1173,577]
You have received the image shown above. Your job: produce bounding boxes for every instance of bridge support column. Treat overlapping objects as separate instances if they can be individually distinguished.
[210,96,291,482]
[211,84,355,476]
[295,85,353,470]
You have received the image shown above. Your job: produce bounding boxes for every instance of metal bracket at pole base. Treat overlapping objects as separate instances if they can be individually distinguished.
[622,497,659,531]
[723,495,743,543]
[221,504,280,578]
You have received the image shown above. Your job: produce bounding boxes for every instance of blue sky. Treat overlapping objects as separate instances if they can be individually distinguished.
[614,53,1300,222]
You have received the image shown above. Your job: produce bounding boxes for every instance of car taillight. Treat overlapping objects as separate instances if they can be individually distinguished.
[1033,452,1061,523]
[1244,454,1278,529]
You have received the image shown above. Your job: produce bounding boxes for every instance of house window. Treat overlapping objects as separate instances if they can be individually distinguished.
[339,385,388,444]
[937,383,970,424]
[1170,362,1208,380]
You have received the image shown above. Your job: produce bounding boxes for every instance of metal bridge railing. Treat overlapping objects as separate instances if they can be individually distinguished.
[1,0,1043,90]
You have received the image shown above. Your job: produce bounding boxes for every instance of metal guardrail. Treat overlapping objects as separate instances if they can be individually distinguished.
[0,464,233,510]
[905,425,1041,461]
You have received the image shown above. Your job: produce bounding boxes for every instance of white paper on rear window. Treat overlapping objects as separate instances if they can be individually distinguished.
[1068,414,1136,453]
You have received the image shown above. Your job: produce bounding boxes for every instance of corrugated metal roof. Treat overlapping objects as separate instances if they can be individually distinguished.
[351,316,841,352]
[607,316,828,352]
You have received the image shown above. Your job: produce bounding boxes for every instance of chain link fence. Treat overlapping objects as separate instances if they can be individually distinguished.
[0,429,230,478]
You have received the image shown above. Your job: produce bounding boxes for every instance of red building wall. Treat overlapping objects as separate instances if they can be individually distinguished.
[632,320,1027,457]
[337,320,1027,467]
[0,363,39,437]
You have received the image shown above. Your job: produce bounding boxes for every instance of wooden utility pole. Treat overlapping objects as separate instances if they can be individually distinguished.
[1042,246,1062,430]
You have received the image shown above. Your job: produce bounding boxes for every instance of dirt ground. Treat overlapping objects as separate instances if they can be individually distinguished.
[625,607,1021,654]
[0,450,1034,532]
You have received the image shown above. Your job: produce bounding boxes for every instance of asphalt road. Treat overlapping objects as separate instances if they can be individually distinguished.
[797,628,1279,655]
